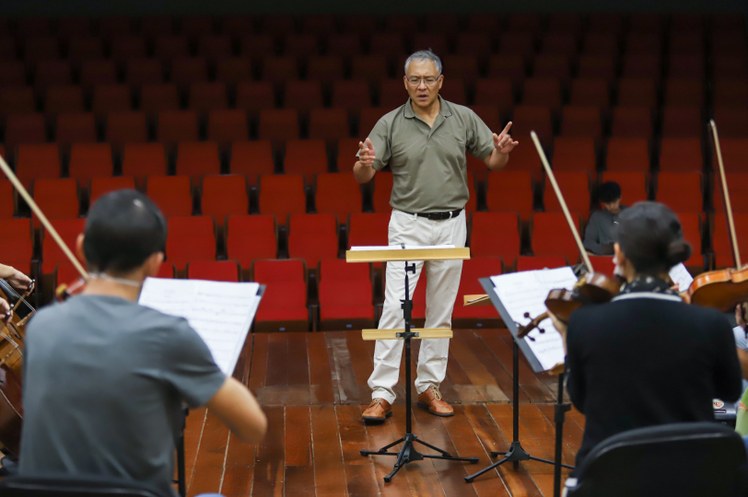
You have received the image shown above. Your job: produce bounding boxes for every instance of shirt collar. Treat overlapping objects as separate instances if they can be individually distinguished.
[612,292,683,303]
[403,95,453,119]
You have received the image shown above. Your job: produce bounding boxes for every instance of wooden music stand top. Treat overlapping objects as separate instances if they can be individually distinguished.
[361,328,453,340]
[346,245,470,263]
[347,245,467,342]
[463,294,491,306]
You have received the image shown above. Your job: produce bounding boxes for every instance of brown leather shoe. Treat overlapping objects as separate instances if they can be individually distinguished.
[362,398,392,422]
[417,386,454,417]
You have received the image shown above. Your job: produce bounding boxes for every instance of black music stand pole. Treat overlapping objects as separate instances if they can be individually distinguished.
[465,338,560,481]
[361,261,478,482]
[466,278,575,483]
[176,409,188,497]
[553,367,572,497]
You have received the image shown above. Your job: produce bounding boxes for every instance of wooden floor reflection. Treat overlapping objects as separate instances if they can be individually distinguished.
[183,330,584,497]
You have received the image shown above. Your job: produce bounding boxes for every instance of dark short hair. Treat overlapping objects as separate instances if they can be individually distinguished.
[615,201,691,274]
[83,189,166,273]
[596,181,621,203]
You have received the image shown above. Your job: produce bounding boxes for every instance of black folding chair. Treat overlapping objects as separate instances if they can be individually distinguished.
[0,475,169,497]
[566,422,748,497]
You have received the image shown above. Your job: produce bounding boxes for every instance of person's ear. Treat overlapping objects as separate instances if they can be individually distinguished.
[613,242,623,264]
[75,234,85,262]
[143,252,165,277]
[613,243,634,281]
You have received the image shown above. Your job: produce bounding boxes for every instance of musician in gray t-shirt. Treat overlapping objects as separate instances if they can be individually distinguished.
[19,190,266,496]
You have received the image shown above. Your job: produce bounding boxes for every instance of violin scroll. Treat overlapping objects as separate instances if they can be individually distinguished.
[517,311,548,340]
[516,273,621,341]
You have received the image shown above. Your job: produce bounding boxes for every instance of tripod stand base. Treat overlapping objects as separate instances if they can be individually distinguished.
[361,432,478,482]
[464,441,557,482]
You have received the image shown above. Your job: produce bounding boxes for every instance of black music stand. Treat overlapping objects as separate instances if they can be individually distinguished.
[552,367,572,497]
[175,410,188,497]
[465,278,573,487]
[360,260,479,482]
[145,282,265,497]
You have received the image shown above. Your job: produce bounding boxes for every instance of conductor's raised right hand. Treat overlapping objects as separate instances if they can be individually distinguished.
[353,138,377,184]
[358,138,376,167]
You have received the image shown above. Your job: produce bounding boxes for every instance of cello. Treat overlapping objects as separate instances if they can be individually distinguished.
[0,155,89,459]
[687,120,748,311]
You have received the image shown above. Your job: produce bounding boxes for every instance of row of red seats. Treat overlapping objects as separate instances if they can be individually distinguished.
[1,105,746,157]
[7,209,746,292]
[2,76,745,117]
[0,50,748,91]
[4,167,744,231]
[30,255,560,330]
[3,22,744,65]
[10,205,745,325]
[1,12,740,39]
[5,135,748,186]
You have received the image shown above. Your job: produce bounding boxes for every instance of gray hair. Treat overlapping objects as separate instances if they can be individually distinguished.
[404,50,443,75]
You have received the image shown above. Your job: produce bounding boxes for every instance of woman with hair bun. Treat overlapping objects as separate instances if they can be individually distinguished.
[559,201,742,483]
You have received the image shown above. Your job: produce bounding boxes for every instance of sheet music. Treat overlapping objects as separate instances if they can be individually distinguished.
[138,278,261,376]
[668,263,693,291]
[349,244,456,251]
[490,267,577,371]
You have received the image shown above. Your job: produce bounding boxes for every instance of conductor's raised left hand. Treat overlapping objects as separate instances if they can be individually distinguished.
[493,121,519,154]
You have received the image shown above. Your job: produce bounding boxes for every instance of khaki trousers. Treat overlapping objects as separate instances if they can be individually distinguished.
[367,209,467,403]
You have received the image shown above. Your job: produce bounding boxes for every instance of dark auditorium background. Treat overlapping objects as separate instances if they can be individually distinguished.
[2,0,747,15]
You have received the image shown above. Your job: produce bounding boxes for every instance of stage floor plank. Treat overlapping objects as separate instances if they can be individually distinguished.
[183,330,583,497]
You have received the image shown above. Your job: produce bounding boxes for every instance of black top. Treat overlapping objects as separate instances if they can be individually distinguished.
[566,291,742,471]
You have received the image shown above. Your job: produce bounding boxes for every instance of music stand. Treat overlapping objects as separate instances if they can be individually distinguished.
[464,277,573,487]
[347,246,479,482]
[139,279,265,497]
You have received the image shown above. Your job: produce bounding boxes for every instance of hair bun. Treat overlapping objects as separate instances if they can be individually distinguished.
[666,239,691,266]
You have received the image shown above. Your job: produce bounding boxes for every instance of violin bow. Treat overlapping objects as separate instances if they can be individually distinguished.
[530,131,594,273]
[0,155,88,279]
[709,119,742,269]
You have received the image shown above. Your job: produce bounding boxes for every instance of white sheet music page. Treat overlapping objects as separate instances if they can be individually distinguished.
[138,278,261,376]
[490,267,577,371]
[668,263,693,292]
[349,245,456,250]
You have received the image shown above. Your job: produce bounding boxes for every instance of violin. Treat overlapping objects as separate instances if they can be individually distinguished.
[0,154,88,459]
[517,271,620,339]
[0,278,35,458]
[517,131,622,341]
[687,120,748,311]
[688,268,748,311]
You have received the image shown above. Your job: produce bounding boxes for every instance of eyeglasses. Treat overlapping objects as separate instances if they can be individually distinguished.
[406,75,441,87]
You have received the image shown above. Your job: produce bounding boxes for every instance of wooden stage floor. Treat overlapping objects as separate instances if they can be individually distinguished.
[182,330,584,497]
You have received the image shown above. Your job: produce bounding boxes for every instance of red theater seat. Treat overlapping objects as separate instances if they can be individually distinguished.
[252,258,309,332]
